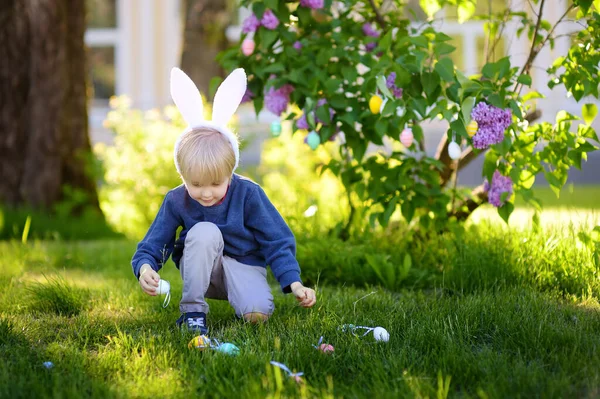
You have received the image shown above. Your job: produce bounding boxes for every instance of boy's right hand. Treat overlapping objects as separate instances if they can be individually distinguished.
[138,264,160,296]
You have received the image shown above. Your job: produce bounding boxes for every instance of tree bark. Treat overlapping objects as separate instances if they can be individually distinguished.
[0,0,100,213]
[0,0,30,206]
[180,0,232,97]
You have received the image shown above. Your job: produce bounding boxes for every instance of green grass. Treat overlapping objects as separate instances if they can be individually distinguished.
[2,208,600,398]
[519,184,600,209]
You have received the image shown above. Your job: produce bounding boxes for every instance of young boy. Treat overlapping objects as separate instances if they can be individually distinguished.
[131,67,316,334]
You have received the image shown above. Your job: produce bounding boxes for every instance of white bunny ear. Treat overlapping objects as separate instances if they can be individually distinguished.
[170,67,204,127]
[211,68,247,126]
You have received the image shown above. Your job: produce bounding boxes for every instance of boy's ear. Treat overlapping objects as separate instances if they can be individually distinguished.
[211,68,247,126]
[170,67,205,127]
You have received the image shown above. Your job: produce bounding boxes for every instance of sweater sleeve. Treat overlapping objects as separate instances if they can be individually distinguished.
[131,191,180,279]
[244,185,302,292]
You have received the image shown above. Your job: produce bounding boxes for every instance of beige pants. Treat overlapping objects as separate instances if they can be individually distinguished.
[179,222,274,317]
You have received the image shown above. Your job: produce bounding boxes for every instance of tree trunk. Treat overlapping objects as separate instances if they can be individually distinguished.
[180,0,232,97]
[0,0,100,213]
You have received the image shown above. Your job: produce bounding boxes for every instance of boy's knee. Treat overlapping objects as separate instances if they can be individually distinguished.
[243,312,270,323]
[186,222,221,245]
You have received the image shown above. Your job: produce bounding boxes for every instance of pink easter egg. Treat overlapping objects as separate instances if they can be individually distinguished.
[241,39,255,56]
[319,343,335,354]
[400,129,414,148]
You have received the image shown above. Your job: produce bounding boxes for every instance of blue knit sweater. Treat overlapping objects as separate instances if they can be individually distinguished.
[131,174,302,292]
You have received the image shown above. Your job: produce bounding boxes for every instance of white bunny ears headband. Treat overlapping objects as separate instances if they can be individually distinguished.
[170,67,247,175]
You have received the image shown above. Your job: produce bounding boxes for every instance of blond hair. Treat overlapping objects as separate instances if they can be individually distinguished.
[176,127,236,183]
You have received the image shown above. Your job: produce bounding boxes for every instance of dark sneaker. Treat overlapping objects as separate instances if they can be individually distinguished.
[176,312,208,335]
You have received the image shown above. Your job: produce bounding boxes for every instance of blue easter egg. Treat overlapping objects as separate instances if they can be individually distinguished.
[217,343,240,356]
[270,120,282,137]
[306,131,320,150]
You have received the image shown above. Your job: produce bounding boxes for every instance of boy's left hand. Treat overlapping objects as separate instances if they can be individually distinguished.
[290,282,316,308]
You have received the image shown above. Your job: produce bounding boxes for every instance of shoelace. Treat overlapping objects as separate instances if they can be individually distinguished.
[187,318,205,328]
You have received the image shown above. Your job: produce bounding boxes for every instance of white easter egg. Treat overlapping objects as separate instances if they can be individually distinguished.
[448,141,461,160]
[156,279,170,295]
[373,326,390,342]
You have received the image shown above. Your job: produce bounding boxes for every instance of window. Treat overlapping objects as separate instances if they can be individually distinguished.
[88,46,116,100]
[86,0,117,105]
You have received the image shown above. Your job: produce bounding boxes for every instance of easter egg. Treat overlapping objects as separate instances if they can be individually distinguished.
[373,327,389,342]
[467,120,478,137]
[188,335,212,350]
[216,343,240,356]
[156,279,170,295]
[448,141,461,160]
[241,39,255,56]
[400,129,414,148]
[270,120,282,137]
[369,95,383,114]
[306,131,320,150]
[319,343,335,354]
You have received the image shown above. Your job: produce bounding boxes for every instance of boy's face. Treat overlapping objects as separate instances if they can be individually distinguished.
[183,175,230,207]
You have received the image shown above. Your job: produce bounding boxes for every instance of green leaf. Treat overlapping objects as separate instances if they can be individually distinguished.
[316,105,331,124]
[252,3,266,19]
[379,30,393,51]
[457,1,476,23]
[498,202,514,224]
[434,42,455,56]
[519,169,536,189]
[482,62,498,80]
[508,100,523,120]
[264,0,278,11]
[376,75,393,99]
[421,71,441,98]
[583,103,598,126]
[579,0,594,14]
[435,58,455,82]
[375,119,388,137]
[517,74,532,86]
[259,29,278,49]
[342,66,357,83]
[420,0,441,17]
[496,57,511,80]
[383,197,399,225]
[461,96,476,123]
[263,63,285,74]
[482,151,498,182]
[401,200,415,222]
[253,96,264,118]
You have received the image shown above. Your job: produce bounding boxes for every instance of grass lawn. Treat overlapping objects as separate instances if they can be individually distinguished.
[1,186,600,398]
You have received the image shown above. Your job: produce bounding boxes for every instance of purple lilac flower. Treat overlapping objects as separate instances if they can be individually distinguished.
[385,72,403,99]
[242,14,260,33]
[297,113,309,129]
[485,170,513,207]
[300,0,324,9]
[261,10,279,30]
[264,84,294,116]
[470,102,512,149]
[362,23,380,37]
[241,88,255,104]
[293,41,303,51]
[365,42,377,52]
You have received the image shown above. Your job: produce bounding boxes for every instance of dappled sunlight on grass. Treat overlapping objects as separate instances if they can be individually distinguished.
[471,206,600,231]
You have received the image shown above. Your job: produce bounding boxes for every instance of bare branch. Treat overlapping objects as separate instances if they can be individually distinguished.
[367,0,386,29]
[450,184,489,221]
[520,0,546,77]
